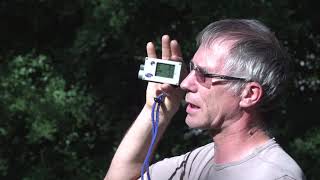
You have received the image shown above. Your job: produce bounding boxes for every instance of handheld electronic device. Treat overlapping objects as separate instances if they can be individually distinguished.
[138,57,182,85]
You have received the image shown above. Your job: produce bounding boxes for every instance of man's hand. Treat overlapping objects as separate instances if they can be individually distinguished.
[105,35,186,180]
[145,35,186,120]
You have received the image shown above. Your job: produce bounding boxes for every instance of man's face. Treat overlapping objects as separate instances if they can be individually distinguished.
[180,41,242,130]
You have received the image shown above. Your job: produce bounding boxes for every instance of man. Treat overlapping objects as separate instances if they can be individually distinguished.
[105,19,305,180]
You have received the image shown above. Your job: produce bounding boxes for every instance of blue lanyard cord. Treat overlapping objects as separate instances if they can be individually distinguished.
[141,93,166,180]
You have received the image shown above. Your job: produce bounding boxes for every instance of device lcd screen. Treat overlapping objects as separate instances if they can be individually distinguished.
[155,63,175,78]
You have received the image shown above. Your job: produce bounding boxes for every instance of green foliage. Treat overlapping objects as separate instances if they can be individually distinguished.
[291,128,320,180]
[0,54,100,179]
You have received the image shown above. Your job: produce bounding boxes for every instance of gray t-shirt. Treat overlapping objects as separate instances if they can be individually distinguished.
[141,139,305,180]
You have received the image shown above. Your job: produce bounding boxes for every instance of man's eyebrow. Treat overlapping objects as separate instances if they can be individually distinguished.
[191,60,208,73]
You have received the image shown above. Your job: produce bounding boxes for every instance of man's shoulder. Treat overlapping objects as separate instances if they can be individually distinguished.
[147,142,215,179]
[190,142,215,154]
[170,142,215,166]
[256,140,305,180]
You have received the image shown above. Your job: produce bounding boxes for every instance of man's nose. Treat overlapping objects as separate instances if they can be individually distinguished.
[180,71,197,92]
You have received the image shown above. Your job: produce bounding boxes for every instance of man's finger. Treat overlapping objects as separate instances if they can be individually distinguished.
[170,40,183,61]
[162,35,171,60]
[146,42,157,58]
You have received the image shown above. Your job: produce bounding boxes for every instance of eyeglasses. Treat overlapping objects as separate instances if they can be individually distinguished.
[189,61,250,85]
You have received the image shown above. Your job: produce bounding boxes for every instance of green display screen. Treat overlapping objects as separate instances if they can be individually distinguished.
[155,63,175,78]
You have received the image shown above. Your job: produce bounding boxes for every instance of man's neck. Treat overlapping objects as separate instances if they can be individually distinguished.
[210,114,270,164]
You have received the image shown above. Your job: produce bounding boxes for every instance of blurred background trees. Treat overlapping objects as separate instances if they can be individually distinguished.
[0,0,319,179]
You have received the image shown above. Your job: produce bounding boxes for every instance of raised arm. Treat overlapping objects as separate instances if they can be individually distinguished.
[104,35,185,180]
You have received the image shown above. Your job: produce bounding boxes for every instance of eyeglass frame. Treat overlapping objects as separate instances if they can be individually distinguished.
[189,61,251,82]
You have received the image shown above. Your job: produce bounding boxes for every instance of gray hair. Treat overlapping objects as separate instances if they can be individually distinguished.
[197,19,291,113]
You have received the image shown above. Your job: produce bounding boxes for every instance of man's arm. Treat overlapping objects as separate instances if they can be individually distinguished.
[105,35,185,180]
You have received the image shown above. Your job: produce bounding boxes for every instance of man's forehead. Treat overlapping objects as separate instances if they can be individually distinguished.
[193,40,234,71]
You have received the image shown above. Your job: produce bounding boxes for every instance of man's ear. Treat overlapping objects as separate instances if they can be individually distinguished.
[239,82,263,108]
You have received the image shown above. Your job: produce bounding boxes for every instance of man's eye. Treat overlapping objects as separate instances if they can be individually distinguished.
[198,68,207,75]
